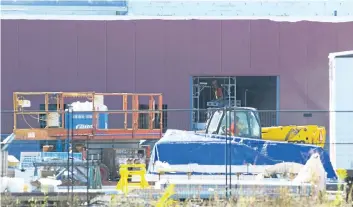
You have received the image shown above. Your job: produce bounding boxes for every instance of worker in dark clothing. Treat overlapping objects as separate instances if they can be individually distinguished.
[346,176,353,204]
[212,80,223,100]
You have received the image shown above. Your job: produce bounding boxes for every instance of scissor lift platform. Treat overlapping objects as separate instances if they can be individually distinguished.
[13,92,163,141]
[13,128,162,140]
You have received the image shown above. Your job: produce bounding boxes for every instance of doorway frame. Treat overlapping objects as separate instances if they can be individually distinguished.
[276,76,280,126]
[189,75,281,129]
[190,76,236,130]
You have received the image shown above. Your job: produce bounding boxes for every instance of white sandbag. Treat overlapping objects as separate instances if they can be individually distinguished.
[0,177,9,192]
[154,161,173,172]
[255,162,304,181]
[7,177,25,192]
[264,162,304,177]
[293,152,327,192]
[38,177,62,193]
[255,173,265,181]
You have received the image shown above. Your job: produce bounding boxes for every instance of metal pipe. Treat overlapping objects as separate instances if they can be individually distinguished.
[149,96,154,130]
[13,93,17,130]
[227,107,231,194]
[96,93,162,96]
[61,95,65,128]
[14,92,62,95]
[45,93,49,128]
[123,94,128,129]
[92,92,96,132]
[86,137,89,204]
[224,107,228,198]
[159,95,163,133]
[71,109,74,202]
[14,112,51,115]
[244,89,249,107]
[66,106,70,198]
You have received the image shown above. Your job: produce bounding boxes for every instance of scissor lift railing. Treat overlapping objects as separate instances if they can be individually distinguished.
[13,92,163,140]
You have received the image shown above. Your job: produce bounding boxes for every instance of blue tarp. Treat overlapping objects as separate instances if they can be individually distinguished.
[149,131,337,179]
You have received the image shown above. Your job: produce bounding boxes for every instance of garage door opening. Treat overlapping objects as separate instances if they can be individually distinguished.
[191,76,278,129]
[192,76,236,130]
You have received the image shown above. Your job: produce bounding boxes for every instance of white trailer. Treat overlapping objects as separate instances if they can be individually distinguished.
[329,50,353,176]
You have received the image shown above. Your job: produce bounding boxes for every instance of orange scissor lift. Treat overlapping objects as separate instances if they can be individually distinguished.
[13,92,163,141]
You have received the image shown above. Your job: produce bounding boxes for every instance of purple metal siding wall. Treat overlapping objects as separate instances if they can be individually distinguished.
[2,19,353,133]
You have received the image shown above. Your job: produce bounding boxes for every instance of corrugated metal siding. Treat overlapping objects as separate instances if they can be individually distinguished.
[1,19,353,133]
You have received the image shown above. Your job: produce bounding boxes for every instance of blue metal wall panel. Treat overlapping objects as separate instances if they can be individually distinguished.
[7,140,41,160]
[1,134,11,141]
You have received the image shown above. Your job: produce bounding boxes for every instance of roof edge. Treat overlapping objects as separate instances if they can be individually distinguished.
[2,15,353,22]
[328,50,353,59]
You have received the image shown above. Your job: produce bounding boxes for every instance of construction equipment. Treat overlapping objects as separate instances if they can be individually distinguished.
[261,125,326,148]
[9,91,163,184]
[12,92,163,141]
[116,163,149,195]
[33,159,103,189]
[204,107,325,147]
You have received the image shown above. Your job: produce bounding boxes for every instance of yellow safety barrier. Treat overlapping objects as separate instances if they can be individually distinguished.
[116,164,149,195]
[156,184,177,207]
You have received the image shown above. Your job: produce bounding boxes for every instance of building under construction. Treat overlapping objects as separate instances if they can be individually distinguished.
[1,17,353,156]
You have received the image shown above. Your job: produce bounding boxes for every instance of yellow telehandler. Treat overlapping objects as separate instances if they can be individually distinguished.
[204,107,326,148]
[261,125,326,148]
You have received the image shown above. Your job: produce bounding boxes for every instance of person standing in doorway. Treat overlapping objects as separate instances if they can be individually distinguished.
[212,80,223,100]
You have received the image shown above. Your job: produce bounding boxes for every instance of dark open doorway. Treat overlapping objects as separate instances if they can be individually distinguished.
[191,76,278,129]
[236,76,277,126]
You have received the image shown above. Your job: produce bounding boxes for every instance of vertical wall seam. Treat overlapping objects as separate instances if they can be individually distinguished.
[17,22,20,87]
[278,22,281,75]
[249,20,252,69]
[133,21,137,92]
[105,21,108,92]
[163,21,167,93]
[305,23,309,110]
[277,22,281,125]
[47,22,51,89]
[76,22,79,78]
[220,20,223,73]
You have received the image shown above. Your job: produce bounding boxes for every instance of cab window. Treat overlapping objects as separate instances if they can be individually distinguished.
[249,111,261,138]
[235,111,250,137]
[218,111,250,137]
[207,110,223,134]
[218,111,233,135]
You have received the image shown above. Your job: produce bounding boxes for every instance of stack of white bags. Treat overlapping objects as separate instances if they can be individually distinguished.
[256,152,327,193]
[293,152,327,192]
